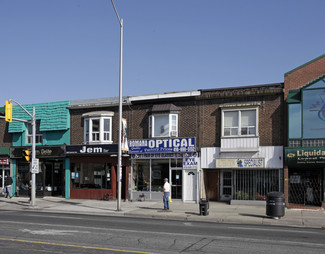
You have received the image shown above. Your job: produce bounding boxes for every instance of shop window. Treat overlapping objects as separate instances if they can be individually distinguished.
[149,114,178,138]
[26,120,43,144]
[132,160,150,191]
[71,163,112,189]
[222,109,257,137]
[151,160,169,192]
[83,112,113,144]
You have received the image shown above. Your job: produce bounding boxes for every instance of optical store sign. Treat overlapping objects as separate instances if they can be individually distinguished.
[285,147,325,167]
[128,138,196,154]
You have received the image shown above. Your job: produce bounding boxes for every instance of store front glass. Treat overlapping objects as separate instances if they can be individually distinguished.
[70,163,112,190]
[132,158,185,200]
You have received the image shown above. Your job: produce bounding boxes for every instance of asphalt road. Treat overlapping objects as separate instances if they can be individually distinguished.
[0,210,324,254]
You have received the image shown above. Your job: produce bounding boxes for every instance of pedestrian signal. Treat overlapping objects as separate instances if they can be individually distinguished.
[5,101,13,122]
[23,150,31,162]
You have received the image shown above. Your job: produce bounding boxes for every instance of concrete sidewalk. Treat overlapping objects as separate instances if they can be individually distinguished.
[0,196,324,229]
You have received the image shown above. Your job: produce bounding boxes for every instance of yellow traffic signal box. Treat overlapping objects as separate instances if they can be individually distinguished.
[5,100,12,122]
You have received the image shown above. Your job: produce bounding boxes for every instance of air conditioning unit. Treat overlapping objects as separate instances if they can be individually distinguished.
[170,131,178,137]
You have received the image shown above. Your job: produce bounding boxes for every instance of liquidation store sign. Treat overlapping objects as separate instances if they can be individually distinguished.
[285,147,325,167]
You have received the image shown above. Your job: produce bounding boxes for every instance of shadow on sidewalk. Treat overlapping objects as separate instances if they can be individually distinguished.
[239,213,268,219]
[0,199,30,207]
[138,206,164,211]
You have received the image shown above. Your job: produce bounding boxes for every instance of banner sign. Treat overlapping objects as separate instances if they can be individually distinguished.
[128,137,196,154]
[285,147,325,167]
[66,144,118,155]
[216,158,264,168]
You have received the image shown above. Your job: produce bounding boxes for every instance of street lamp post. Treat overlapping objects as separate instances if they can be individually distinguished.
[110,0,123,211]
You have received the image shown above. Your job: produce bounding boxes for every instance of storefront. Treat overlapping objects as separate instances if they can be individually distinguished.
[201,147,283,204]
[285,147,324,207]
[0,152,10,195]
[11,145,66,197]
[66,144,129,200]
[129,137,198,202]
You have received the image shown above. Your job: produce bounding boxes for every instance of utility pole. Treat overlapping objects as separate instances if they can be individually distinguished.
[110,0,123,211]
[4,99,37,206]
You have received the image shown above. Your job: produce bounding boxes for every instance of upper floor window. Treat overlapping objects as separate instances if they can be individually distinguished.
[83,112,114,144]
[27,120,43,144]
[222,108,257,137]
[149,114,178,138]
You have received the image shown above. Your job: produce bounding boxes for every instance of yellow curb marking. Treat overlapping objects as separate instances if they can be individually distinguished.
[0,238,159,254]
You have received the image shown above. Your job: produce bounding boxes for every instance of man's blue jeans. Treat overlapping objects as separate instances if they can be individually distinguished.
[6,186,12,198]
[163,192,170,210]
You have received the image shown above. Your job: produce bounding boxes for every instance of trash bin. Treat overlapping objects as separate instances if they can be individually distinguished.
[199,199,209,216]
[266,192,285,219]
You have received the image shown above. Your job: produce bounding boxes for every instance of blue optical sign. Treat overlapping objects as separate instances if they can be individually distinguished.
[128,137,196,154]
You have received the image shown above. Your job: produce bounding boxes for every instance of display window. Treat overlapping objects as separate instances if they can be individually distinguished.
[71,163,112,189]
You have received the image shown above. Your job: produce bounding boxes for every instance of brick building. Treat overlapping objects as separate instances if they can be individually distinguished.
[284,54,325,208]
[199,83,284,203]
[67,97,130,200]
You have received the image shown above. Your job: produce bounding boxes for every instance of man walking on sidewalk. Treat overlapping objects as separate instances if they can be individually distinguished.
[4,173,13,199]
[162,178,170,210]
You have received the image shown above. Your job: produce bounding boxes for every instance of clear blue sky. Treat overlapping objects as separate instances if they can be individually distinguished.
[1,0,324,105]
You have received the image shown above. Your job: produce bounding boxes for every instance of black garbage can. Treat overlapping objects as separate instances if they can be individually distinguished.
[266,192,285,219]
[199,199,209,216]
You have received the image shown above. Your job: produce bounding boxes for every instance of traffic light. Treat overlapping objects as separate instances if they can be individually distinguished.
[23,150,31,162]
[5,100,12,122]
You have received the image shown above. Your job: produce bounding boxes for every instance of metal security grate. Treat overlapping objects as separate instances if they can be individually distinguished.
[233,169,280,200]
[289,172,322,206]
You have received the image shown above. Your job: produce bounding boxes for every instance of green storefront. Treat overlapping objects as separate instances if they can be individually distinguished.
[9,101,70,199]
[285,75,325,208]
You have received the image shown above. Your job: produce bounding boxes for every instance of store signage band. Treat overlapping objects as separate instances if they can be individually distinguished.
[216,158,264,168]
[285,147,325,167]
[66,144,118,155]
[10,146,65,158]
[128,137,196,154]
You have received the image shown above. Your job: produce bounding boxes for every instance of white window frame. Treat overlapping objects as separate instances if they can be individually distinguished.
[84,115,113,144]
[222,108,258,137]
[149,114,178,138]
[26,120,43,144]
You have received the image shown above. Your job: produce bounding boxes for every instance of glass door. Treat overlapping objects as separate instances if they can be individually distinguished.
[171,170,182,199]
[220,171,232,201]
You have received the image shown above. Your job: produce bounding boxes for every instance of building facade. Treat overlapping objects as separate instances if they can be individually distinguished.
[284,54,325,208]
[127,91,201,202]
[199,84,284,204]
[8,101,70,198]
[68,98,130,200]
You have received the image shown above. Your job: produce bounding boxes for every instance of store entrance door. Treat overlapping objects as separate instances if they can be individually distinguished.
[171,169,182,199]
[0,167,10,195]
[44,162,64,196]
[220,171,232,201]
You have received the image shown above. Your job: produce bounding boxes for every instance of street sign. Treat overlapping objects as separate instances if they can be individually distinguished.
[30,158,39,174]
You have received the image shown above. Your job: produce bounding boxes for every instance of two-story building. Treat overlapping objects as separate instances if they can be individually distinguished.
[199,83,284,204]
[67,97,130,200]
[284,54,325,209]
[127,91,201,202]
[9,101,70,198]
